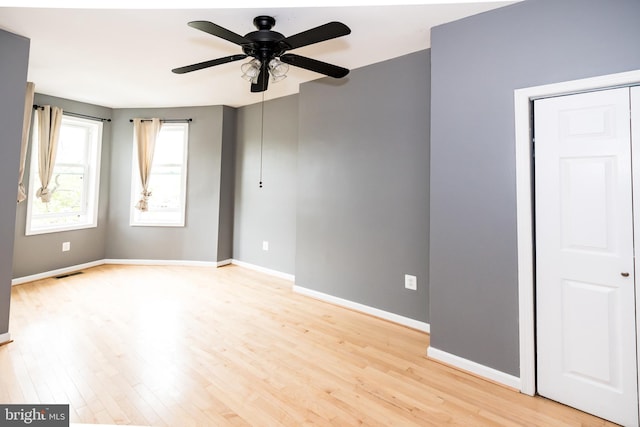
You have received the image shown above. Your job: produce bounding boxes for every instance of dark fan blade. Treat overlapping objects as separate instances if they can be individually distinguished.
[251,65,269,93]
[280,53,349,78]
[172,54,247,74]
[279,21,350,51]
[188,21,253,46]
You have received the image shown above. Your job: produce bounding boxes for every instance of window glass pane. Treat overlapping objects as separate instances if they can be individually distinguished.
[153,128,185,165]
[31,164,85,215]
[57,125,88,164]
[32,127,87,216]
[148,166,182,210]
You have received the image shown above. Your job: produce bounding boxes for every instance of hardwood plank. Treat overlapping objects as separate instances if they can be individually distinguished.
[0,264,618,426]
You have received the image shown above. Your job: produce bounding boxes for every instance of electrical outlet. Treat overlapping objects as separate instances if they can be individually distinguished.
[404,274,417,290]
[262,241,269,251]
[62,242,71,252]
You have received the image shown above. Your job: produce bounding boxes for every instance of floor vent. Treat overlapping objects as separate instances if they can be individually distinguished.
[55,271,84,279]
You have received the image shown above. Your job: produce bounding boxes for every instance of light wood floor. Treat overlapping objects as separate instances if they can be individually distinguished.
[1,264,617,426]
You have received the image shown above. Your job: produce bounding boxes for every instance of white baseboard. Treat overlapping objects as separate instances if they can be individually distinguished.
[231,259,295,282]
[12,260,106,286]
[12,259,222,286]
[104,259,217,267]
[9,259,302,287]
[293,285,430,333]
[427,346,521,390]
[0,332,11,345]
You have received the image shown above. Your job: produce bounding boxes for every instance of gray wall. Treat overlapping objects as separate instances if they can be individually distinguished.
[13,94,112,278]
[233,95,298,274]
[0,29,29,336]
[217,106,237,262]
[429,0,640,376]
[296,50,430,322]
[106,106,227,262]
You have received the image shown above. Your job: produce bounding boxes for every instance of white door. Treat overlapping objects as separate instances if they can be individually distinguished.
[535,87,639,427]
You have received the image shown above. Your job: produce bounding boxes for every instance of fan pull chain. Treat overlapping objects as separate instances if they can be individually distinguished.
[259,91,265,188]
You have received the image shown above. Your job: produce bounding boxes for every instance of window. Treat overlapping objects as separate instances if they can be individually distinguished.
[130,122,189,227]
[26,115,103,235]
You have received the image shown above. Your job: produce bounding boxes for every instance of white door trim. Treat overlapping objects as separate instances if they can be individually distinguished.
[632,87,640,425]
[514,70,640,396]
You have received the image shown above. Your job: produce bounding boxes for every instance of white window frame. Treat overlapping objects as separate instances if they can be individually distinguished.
[26,115,103,236]
[129,122,189,227]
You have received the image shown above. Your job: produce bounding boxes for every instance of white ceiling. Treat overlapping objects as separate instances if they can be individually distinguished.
[0,1,519,108]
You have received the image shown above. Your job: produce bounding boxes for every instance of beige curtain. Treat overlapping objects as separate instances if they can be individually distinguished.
[133,118,162,211]
[35,105,64,203]
[17,81,35,203]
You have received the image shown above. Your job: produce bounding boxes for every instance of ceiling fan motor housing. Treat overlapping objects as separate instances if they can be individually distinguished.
[242,16,286,62]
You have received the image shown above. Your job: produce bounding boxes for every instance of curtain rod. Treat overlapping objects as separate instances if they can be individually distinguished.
[33,104,111,122]
[129,118,193,123]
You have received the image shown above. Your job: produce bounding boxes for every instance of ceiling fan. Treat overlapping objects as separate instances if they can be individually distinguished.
[172,15,351,93]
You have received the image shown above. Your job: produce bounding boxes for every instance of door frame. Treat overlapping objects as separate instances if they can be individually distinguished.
[514,69,640,396]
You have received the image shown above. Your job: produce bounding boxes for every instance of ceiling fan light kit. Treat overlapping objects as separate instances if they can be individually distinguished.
[172,15,351,93]
[268,58,289,82]
[240,59,262,83]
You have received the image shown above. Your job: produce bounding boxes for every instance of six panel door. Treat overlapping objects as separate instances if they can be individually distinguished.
[534,87,639,427]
